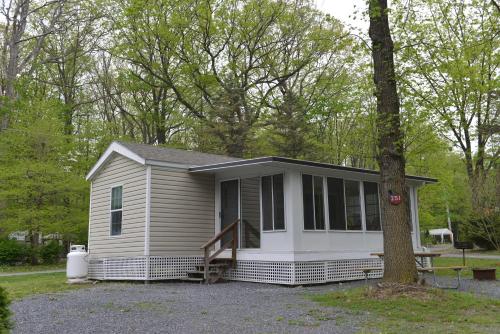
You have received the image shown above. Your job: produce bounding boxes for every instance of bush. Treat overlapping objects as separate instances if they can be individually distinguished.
[462,214,500,250]
[0,287,11,333]
[39,241,63,264]
[0,239,29,265]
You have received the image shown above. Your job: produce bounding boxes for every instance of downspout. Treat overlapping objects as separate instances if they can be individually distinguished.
[145,165,152,280]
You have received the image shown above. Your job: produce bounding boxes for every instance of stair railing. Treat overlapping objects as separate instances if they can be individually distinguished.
[200,219,239,282]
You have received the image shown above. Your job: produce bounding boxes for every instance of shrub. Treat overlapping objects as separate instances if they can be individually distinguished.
[0,287,11,333]
[39,241,63,264]
[462,215,500,250]
[0,239,29,265]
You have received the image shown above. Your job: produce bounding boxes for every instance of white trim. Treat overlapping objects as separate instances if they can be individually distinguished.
[86,142,146,180]
[145,166,151,256]
[109,185,123,237]
[88,182,93,254]
[145,159,192,170]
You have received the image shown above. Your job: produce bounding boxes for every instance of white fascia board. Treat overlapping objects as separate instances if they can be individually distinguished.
[145,159,191,170]
[85,142,146,181]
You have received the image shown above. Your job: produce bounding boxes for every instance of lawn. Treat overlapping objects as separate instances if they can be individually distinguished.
[0,272,92,300]
[312,287,500,334]
[432,257,499,279]
[0,263,66,273]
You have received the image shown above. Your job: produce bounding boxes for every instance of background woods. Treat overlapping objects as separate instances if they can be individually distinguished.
[0,0,498,261]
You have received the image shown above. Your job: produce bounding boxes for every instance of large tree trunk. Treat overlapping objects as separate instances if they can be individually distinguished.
[368,0,418,283]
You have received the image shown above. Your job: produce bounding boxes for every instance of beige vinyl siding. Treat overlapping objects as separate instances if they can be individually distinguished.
[89,154,146,257]
[149,166,215,256]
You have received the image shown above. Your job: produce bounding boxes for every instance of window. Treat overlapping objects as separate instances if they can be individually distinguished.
[110,186,122,236]
[327,178,345,230]
[344,180,362,230]
[261,174,285,231]
[302,174,325,230]
[364,182,381,231]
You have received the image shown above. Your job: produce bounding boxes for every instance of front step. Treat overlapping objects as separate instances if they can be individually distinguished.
[182,259,233,284]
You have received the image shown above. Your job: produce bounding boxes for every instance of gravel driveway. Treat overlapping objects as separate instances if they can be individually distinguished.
[10,278,500,334]
[11,281,368,334]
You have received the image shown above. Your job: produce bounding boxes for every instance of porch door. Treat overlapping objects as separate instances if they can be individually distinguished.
[220,179,239,246]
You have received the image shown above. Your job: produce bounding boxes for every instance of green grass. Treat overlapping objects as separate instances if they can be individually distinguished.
[0,272,91,300]
[432,257,499,279]
[0,263,66,273]
[312,287,500,334]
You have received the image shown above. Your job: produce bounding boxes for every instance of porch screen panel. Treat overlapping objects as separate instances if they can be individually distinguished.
[313,176,325,229]
[240,177,261,248]
[262,174,285,231]
[406,186,413,232]
[262,176,273,231]
[364,181,381,231]
[302,174,314,230]
[302,174,325,230]
[273,174,285,230]
[344,180,362,230]
[327,178,345,230]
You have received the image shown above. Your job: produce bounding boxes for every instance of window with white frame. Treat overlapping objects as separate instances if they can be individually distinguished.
[261,174,285,231]
[302,174,325,230]
[110,186,123,236]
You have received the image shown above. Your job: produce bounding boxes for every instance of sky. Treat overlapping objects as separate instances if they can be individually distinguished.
[314,0,368,30]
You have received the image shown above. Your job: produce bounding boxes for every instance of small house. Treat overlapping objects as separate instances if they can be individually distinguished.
[85,141,436,284]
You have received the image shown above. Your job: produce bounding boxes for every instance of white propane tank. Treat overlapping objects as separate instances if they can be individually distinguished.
[67,245,88,282]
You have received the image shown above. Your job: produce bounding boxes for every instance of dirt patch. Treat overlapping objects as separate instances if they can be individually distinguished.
[365,282,439,301]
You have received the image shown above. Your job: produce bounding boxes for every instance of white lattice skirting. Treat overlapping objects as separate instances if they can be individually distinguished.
[88,256,383,284]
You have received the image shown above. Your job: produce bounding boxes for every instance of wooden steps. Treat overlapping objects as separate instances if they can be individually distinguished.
[182,259,233,284]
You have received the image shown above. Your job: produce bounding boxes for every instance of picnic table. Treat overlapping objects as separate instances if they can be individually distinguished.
[370,251,442,268]
[370,251,466,288]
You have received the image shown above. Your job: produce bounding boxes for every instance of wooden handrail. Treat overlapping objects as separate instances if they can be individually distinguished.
[200,219,239,249]
[201,219,239,283]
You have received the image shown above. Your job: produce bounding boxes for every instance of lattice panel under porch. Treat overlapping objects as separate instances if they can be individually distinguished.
[148,256,203,279]
[324,258,383,283]
[224,260,295,284]
[88,257,147,280]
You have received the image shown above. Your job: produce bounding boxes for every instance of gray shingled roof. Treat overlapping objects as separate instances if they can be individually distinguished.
[117,141,243,166]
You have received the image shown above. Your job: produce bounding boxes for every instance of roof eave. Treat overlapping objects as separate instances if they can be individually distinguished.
[189,156,438,183]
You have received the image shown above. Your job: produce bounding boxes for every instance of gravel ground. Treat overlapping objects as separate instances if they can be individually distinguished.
[10,277,500,334]
[11,280,368,334]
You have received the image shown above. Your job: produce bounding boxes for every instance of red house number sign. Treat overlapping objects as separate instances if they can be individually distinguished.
[390,194,402,205]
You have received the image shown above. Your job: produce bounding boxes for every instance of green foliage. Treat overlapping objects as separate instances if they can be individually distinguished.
[0,98,89,247]
[0,287,10,333]
[0,239,29,265]
[38,241,64,264]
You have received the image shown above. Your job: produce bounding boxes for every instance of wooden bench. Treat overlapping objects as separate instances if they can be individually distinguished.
[417,266,467,289]
[359,267,383,283]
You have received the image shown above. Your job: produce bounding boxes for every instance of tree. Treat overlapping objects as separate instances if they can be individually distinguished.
[368,0,418,283]
[0,0,66,130]
[115,0,346,157]
[0,100,88,263]
[393,0,499,214]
